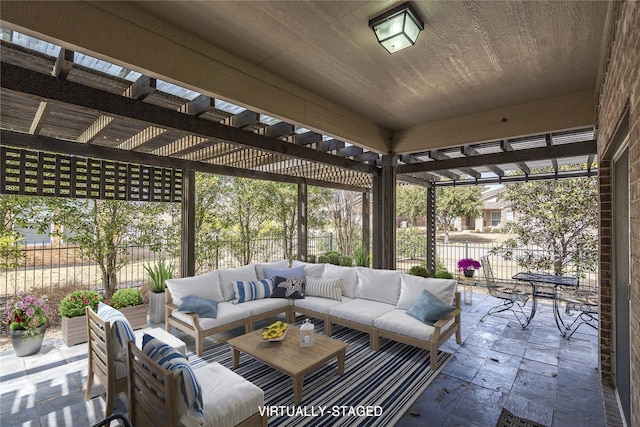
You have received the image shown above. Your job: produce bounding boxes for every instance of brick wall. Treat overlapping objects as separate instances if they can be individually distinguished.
[596,1,639,426]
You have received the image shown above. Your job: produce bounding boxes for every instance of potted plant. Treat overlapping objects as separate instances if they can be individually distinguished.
[408,265,431,278]
[6,291,50,356]
[457,258,482,277]
[143,258,175,323]
[59,290,103,346]
[107,288,147,330]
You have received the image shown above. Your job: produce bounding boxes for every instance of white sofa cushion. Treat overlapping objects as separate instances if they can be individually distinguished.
[305,277,342,301]
[219,265,259,301]
[235,297,290,316]
[356,267,402,305]
[397,275,458,309]
[171,302,250,330]
[166,270,224,305]
[255,260,289,279]
[292,260,326,278]
[322,264,358,298]
[329,298,395,326]
[374,309,437,342]
[293,296,353,314]
[195,362,264,427]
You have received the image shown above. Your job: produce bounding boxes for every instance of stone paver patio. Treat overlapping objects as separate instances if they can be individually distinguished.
[0,292,605,426]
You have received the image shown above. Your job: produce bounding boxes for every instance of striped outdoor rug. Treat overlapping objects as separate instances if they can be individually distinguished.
[189,320,452,427]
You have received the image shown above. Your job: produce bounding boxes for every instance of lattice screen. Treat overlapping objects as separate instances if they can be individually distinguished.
[1,146,182,202]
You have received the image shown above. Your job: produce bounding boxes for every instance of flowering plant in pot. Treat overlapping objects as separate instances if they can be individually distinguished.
[6,291,50,356]
[106,288,147,330]
[457,258,482,277]
[59,290,103,347]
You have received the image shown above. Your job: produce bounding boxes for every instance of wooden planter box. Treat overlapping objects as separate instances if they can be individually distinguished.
[121,304,149,330]
[62,315,88,347]
[61,304,148,347]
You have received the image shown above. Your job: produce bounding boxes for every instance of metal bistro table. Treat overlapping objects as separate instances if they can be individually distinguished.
[512,272,579,333]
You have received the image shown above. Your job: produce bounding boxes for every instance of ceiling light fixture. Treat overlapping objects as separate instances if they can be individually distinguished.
[369,2,424,54]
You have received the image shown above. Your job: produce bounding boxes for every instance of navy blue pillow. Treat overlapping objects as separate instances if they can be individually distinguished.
[406,289,455,325]
[271,276,305,299]
[177,295,218,318]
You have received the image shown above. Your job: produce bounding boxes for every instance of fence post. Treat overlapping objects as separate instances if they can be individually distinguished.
[329,232,333,251]
[465,240,469,259]
[215,235,219,270]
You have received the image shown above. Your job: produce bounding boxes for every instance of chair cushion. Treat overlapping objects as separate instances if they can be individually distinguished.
[194,362,264,427]
[305,277,342,301]
[166,270,224,305]
[232,279,274,304]
[171,302,250,330]
[322,264,358,298]
[177,295,219,319]
[219,265,259,301]
[328,298,395,326]
[97,302,135,362]
[142,334,204,426]
[235,297,290,316]
[356,267,402,305]
[406,290,455,325]
[397,274,457,309]
[291,260,325,278]
[263,265,305,280]
[293,296,352,314]
[271,276,305,299]
[255,260,289,279]
[374,309,437,341]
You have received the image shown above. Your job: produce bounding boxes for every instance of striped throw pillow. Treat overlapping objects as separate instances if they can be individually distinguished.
[142,334,204,426]
[305,277,343,301]
[96,302,135,362]
[232,278,273,304]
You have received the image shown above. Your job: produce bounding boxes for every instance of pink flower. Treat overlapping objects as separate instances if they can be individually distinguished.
[26,307,35,317]
[15,301,23,310]
[44,304,50,312]
[24,295,32,304]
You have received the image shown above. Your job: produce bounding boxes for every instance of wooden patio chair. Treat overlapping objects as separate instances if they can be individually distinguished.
[85,306,128,416]
[480,255,532,328]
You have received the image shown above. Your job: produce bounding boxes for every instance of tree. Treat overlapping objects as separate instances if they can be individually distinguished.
[492,174,598,276]
[44,199,167,298]
[396,185,427,225]
[327,190,361,256]
[435,187,483,243]
[219,178,275,265]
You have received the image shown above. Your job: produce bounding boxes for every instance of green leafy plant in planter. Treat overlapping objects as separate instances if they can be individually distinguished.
[353,246,369,267]
[59,290,103,318]
[408,265,431,278]
[339,255,353,267]
[435,270,454,279]
[107,288,143,309]
[59,290,104,347]
[318,251,341,265]
[144,258,175,323]
[307,254,317,263]
[143,258,175,293]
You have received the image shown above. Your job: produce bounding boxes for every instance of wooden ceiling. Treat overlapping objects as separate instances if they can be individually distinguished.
[0,1,606,191]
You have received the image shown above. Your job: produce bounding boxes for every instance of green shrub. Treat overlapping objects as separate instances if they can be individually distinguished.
[408,265,431,278]
[59,290,103,318]
[143,258,175,293]
[339,255,353,267]
[435,270,454,279]
[306,254,316,263]
[353,246,369,267]
[108,288,143,309]
[318,251,341,265]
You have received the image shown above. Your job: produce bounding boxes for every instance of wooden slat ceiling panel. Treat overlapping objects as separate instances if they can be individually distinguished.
[0,41,53,74]
[66,67,131,94]
[0,90,39,133]
[91,119,149,148]
[39,103,102,141]
[143,91,189,110]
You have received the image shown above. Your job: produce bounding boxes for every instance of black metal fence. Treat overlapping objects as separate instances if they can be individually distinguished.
[1,233,597,300]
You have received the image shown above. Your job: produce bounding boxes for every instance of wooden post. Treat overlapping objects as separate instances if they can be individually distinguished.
[381,155,397,270]
[181,169,195,278]
[297,182,308,262]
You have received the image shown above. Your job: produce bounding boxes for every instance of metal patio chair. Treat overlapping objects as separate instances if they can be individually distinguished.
[480,256,532,328]
[559,284,599,338]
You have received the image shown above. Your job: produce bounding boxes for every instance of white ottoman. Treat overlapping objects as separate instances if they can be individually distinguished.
[134,327,187,356]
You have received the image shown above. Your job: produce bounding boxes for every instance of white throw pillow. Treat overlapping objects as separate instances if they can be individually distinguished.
[322,264,358,298]
[356,267,402,305]
[397,274,457,310]
[292,260,325,278]
[166,270,223,305]
[255,260,289,279]
[305,277,342,301]
[218,264,259,301]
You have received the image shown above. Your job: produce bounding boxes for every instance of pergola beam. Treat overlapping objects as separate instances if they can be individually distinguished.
[462,145,504,176]
[0,62,378,175]
[501,140,531,175]
[398,140,596,175]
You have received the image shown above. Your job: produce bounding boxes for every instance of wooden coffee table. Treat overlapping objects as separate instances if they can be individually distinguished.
[227,326,347,404]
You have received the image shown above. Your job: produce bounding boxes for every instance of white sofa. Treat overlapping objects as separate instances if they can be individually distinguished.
[165,261,461,370]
